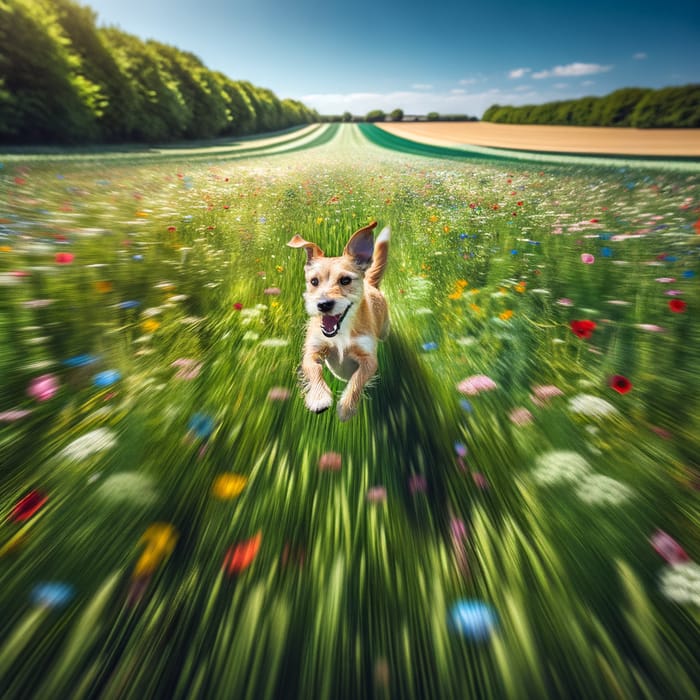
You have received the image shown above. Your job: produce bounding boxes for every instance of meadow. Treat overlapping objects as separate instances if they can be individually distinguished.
[0,124,699,699]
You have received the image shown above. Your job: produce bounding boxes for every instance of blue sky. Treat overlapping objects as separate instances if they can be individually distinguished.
[85,0,699,117]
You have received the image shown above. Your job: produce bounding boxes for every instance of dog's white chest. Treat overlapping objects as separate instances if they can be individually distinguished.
[323,333,375,381]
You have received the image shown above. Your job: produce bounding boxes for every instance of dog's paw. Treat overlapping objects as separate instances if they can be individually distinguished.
[336,399,358,422]
[305,386,333,414]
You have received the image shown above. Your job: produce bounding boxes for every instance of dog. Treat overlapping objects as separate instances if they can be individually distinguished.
[287,221,390,421]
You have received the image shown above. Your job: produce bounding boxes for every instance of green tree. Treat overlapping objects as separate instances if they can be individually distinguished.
[365,109,386,122]
[390,108,404,121]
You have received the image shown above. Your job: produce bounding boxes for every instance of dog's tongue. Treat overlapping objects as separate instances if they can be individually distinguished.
[322,314,341,334]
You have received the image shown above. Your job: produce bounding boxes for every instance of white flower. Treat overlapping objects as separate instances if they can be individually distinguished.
[58,428,117,461]
[532,450,592,485]
[568,394,619,418]
[659,562,700,607]
[96,472,158,506]
[575,474,633,505]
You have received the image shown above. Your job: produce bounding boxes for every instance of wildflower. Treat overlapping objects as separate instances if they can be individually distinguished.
[93,370,121,388]
[223,531,262,575]
[187,413,215,440]
[95,280,113,293]
[509,407,533,425]
[266,386,290,401]
[575,474,633,505]
[171,358,202,380]
[27,374,59,401]
[233,302,243,311]
[570,320,596,339]
[659,562,700,606]
[457,375,497,395]
[532,450,592,485]
[318,452,342,471]
[59,428,117,461]
[212,473,248,499]
[499,309,513,321]
[568,394,618,418]
[514,281,526,293]
[31,582,75,609]
[408,474,427,494]
[556,298,574,307]
[55,252,74,264]
[669,299,687,313]
[531,384,564,405]
[608,375,632,394]
[634,323,666,333]
[96,472,158,506]
[366,486,387,503]
[264,287,281,296]
[650,530,689,565]
[449,600,498,640]
[167,226,177,232]
[9,490,48,522]
[133,523,178,578]
[141,319,160,333]
[581,253,595,264]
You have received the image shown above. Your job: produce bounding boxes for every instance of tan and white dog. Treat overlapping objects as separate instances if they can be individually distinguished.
[287,221,390,421]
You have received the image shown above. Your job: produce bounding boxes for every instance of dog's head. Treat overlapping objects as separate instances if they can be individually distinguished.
[287,222,377,338]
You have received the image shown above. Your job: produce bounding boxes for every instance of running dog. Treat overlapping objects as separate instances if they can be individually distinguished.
[287,221,390,421]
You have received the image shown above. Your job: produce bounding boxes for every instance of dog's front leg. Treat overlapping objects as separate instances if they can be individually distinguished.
[337,348,377,422]
[301,347,333,414]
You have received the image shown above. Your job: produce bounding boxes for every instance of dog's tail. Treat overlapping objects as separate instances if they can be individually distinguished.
[366,226,390,288]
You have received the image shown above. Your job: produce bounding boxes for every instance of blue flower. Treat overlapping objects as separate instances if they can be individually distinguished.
[422,341,438,352]
[31,582,75,609]
[63,354,98,368]
[681,270,695,279]
[449,600,498,641]
[188,413,215,439]
[117,300,140,309]
[93,370,121,388]
[601,247,612,257]
[459,399,473,412]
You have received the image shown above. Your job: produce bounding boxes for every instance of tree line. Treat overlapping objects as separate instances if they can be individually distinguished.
[321,110,478,123]
[482,85,700,128]
[0,0,319,145]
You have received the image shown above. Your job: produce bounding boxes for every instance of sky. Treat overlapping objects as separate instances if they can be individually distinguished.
[84,0,700,117]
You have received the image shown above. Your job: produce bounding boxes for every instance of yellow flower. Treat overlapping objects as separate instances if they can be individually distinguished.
[95,280,113,293]
[443,225,450,233]
[212,473,248,500]
[0,245,12,252]
[316,216,324,225]
[429,215,439,223]
[469,303,482,314]
[275,265,284,273]
[456,279,468,288]
[133,523,178,578]
[499,309,514,321]
[141,319,161,333]
[514,281,526,293]
[448,290,463,300]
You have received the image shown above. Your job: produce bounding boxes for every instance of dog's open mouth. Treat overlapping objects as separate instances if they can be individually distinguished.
[320,304,352,338]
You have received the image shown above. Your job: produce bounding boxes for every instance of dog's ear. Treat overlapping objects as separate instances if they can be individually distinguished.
[287,234,325,264]
[343,221,377,269]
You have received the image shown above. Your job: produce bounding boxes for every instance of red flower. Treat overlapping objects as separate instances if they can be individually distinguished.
[608,375,632,394]
[10,490,47,522]
[570,320,597,339]
[167,226,177,233]
[223,531,262,575]
[669,299,687,313]
[55,252,74,264]
[233,302,243,311]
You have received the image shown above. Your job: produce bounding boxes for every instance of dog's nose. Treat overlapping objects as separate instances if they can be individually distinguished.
[317,300,335,313]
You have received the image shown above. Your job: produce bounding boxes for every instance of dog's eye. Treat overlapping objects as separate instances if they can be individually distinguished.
[310,277,319,287]
[339,276,352,286]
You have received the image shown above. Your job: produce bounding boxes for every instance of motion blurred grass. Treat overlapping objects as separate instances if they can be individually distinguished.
[0,125,699,698]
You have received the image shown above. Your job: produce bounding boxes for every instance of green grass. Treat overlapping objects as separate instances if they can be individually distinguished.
[0,124,699,698]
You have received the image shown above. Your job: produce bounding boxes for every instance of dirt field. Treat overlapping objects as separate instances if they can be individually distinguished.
[377,121,700,157]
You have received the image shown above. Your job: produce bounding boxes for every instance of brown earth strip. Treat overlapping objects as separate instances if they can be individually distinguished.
[377,122,700,157]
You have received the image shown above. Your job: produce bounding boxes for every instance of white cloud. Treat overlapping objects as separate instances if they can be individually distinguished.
[553,83,569,89]
[532,62,613,79]
[412,83,433,90]
[509,67,531,79]
[633,52,648,60]
[459,78,478,85]
[300,88,546,118]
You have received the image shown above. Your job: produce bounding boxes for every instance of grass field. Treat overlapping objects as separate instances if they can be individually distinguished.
[1,124,699,699]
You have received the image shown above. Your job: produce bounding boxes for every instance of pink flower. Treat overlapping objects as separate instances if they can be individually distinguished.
[457,375,497,395]
[556,298,574,307]
[318,452,342,471]
[27,374,59,401]
[366,486,387,503]
[55,252,74,264]
[408,474,427,494]
[531,384,564,406]
[650,530,689,565]
[472,473,489,489]
[634,324,666,333]
[264,287,281,296]
[267,387,291,401]
[0,409,32,421]
[581,253,595,264]
[509,407,533,425]
[171,358,202,380]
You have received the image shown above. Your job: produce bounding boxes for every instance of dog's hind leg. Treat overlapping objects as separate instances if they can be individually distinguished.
[336,348,378,422]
